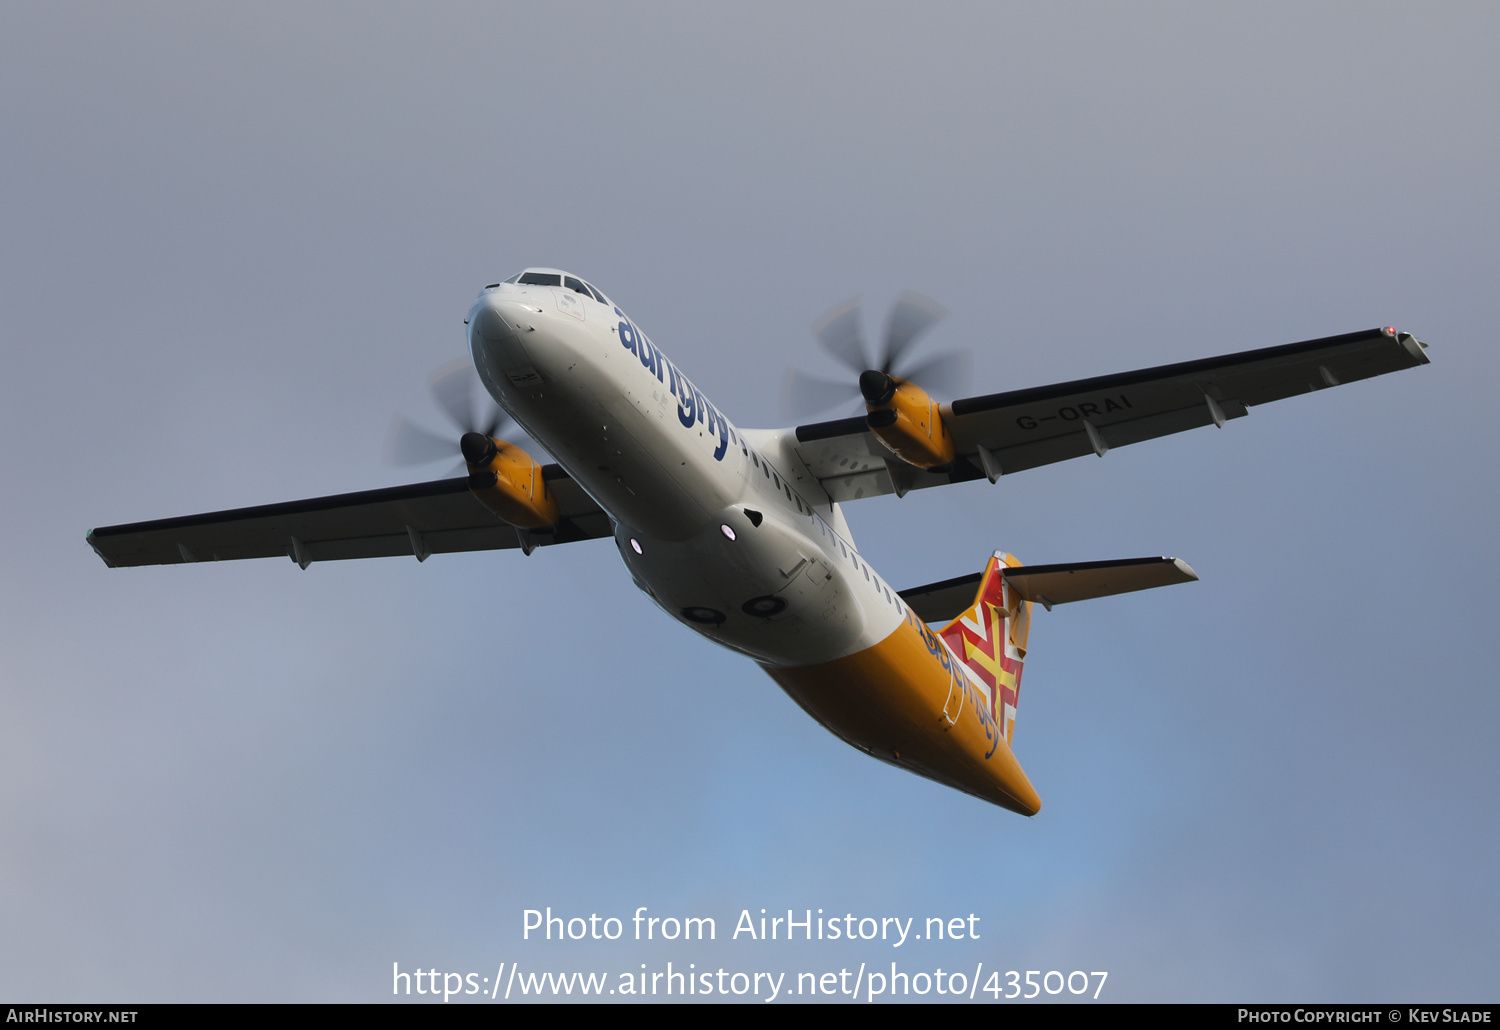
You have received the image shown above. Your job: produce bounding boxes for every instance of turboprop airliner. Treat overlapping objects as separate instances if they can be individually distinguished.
[87,269,1431,814]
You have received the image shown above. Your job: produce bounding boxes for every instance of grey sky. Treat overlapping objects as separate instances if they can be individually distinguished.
[1,2,1495,1002]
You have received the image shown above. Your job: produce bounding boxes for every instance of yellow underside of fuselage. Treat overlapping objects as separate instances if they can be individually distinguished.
[762,611,1042,816]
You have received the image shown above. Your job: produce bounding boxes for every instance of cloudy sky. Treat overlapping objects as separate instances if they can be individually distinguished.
[1,2,1495,1003]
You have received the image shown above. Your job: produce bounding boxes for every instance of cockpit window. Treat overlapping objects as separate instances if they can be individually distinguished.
[518,272,562,286]
[563,276,591,296]
[502,273,521,284]
[582,281,608,305]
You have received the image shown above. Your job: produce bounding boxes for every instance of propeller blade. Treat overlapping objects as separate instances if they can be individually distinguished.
[880,291,948,373]
[896,349,972,400]
[479,402,511,440]
[386,415,460,466]
[811,297,868,375]
[784,368,860,419]
[387,358,546,472]
[428,359,478,433]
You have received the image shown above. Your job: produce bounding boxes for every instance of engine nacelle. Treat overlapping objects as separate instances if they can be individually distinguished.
[859,371,955,469]
[461,433,561,529]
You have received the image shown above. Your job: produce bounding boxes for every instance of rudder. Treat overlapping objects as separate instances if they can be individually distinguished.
[938,551,1031,746]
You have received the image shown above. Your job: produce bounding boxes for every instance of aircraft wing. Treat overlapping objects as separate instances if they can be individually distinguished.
[87,466,612,569]
[794,327,1430,502]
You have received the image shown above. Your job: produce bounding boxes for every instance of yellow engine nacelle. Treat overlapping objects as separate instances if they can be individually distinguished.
[461,433,560,529]
[860,371,955,469]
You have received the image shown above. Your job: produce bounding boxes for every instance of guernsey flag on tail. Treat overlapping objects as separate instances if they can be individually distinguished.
[938,551,1032,746]
[930,551,1201,746]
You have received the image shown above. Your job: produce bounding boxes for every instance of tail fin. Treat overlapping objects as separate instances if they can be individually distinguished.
[939,551,1030,746]
[915,552,1198,745]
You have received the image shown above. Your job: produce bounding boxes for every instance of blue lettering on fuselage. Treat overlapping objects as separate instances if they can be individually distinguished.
[617,307,730,461]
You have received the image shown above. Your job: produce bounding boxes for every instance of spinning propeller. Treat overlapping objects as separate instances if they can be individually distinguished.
[385,359,537,477]
[786,292,971,418]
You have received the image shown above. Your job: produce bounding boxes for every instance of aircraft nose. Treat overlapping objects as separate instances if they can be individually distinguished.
[469,297,534,345]
[468,295,541,373]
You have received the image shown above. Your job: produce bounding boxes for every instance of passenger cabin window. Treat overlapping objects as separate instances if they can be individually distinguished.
[518,272,562,286]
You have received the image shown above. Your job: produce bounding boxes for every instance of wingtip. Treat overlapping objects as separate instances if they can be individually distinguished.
[1397,332,1430,364]
[1169,557,1199,581]
[85,530,116,568]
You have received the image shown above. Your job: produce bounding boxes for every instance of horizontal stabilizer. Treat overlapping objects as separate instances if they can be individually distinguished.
[899,555,1196,622]
[1002,556,1197,610]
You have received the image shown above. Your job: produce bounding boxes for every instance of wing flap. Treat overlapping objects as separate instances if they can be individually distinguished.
[88,467,612,569]
[984,398,1251,475]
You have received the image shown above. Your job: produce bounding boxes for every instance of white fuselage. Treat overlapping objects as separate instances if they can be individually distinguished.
[466,281,906,668]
